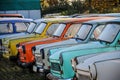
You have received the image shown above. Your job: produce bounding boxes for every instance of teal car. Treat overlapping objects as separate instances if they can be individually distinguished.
[47,18,120,80]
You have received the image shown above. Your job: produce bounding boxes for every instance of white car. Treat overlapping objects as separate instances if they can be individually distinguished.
[74,50,120,80]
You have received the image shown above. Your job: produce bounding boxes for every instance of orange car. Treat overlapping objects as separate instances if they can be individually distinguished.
[17,17,107,67]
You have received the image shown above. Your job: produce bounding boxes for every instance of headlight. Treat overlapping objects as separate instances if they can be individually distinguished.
[16,43,20,49]
[71,58,78,72]
[32,46,36,52]
[22,45,26,54]
[89,64,97,80]
[59,53,63,65]
[40,49,45,59]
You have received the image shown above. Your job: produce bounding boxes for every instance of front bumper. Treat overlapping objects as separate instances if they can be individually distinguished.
[0,46,9,54]
[32,64,50,73]
[47,73,72,80]
[17,60,33,68]
[33,65,44,73]
[2,53,11,59]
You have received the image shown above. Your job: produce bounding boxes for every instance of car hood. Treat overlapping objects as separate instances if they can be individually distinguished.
[21,37,53,45]
[8,33,36,43]
[3,33,34,45]
[0,32,26,39]
[34,38,81,52]
[50,41,104,60]
[76,50,120,72]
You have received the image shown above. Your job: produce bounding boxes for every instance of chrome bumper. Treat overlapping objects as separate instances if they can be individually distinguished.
[0,46,9,54]
[33,65,44,73]
[47,73,72,80]
[32,64,50,76]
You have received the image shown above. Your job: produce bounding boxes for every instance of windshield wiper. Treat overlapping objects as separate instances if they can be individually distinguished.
[52,35,60,38]
[98,39,111,45]
[32,32,38,35]
[26,30,31,34]
[73,34,84,41]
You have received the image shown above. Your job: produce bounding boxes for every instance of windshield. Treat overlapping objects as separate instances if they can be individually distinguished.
[35,22,47,34]
[90,25,105,40]
[98,23,120,43]
[0,23,13,33]
[76,24,92,40]
[26,22,36,33]
[64,23,81,37]
[46,23,60,36]
[53,24,66,37]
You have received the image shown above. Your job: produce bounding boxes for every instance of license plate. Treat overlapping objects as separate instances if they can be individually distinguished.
[33,65,37,72]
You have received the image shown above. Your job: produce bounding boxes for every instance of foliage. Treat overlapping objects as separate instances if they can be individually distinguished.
[40,0,120,16]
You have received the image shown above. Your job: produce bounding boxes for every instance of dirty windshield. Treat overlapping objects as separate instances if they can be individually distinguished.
[35,22,47,34]
[98,23,120,43]
[53,24,66,37]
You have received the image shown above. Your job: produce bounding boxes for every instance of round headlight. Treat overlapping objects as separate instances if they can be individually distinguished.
[16,43,20,48]
[32,46,36,52]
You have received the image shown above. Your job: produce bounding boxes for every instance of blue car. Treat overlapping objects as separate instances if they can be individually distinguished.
[0,18,33,35]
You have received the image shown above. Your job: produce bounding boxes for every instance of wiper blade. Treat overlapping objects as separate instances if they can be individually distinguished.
[52,35,60,38]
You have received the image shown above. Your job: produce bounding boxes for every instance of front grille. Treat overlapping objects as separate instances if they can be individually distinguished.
[77,74,90,80]
[35,55,42,63]
[51,62,61,72]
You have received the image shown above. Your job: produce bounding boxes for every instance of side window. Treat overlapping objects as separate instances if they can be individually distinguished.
[46,24,60,36]
[15,23,28,32]
[0,23,13,33]
[65,24,81,37]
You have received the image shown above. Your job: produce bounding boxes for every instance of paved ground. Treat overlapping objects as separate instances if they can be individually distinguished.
[0,57,44,80]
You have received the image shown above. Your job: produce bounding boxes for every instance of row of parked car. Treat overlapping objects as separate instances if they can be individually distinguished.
[0,13,120,80]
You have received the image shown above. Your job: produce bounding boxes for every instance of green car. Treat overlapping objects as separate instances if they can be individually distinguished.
[47,18,120,80]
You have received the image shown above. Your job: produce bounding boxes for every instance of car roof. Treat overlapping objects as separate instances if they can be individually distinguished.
[58,17,115,24]
[83,17,119,24]
[37,18,74,23]
[0,14,24,18]
[0,18,33,22]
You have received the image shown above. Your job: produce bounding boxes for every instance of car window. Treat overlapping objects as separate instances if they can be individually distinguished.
[53,24,66,37]
[76,24,92,40]
[35,22,47,34]
[27,22,36,33]
[16,22,28,32]
[91,25,105,39]
[98,23,120,43]
[0,23,13,33]
[65,24,81,38]
[46,23,60,36]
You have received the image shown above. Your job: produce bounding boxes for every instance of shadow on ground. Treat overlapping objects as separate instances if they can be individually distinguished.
[0,57,45,80]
